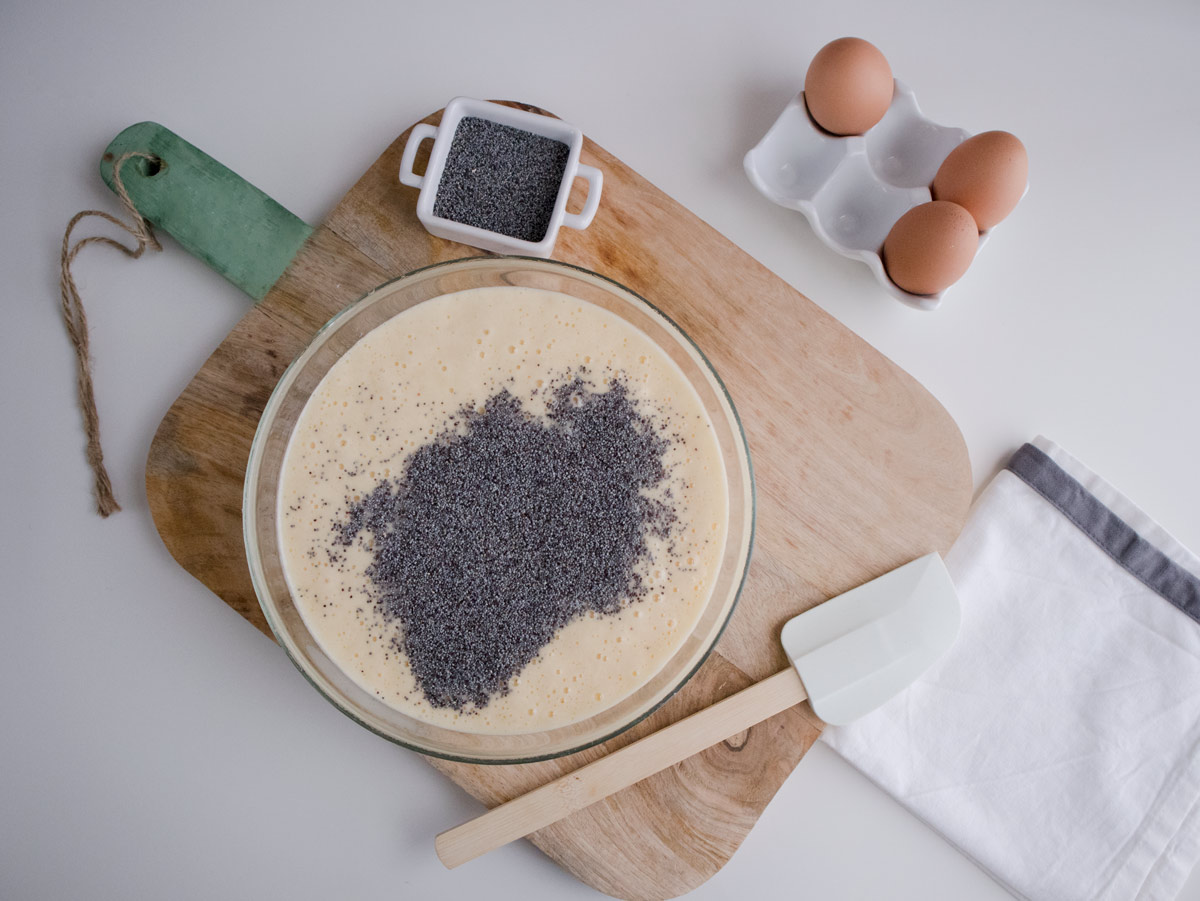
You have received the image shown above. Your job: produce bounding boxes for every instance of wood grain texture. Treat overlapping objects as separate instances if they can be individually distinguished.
[143,103,972,900]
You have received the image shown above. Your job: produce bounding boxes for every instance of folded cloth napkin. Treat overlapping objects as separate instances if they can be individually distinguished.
[822,436,1200,901]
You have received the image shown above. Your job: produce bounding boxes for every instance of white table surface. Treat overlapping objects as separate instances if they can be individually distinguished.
[4,1,1198,898]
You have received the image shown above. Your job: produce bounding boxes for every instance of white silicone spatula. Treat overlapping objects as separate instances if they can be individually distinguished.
[435,552,960,869]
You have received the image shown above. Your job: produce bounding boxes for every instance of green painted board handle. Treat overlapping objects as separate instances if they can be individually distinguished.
[100,122,313,300]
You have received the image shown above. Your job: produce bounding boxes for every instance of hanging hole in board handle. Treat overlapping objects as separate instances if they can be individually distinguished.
[561,164,603,231]
[102,151,166,178]
[399,123,439,189]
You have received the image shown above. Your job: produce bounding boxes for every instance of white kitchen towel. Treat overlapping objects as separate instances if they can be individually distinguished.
[822,436,1200,901]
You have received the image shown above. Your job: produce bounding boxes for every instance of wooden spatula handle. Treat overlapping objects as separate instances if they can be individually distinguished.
[435,667,807,869]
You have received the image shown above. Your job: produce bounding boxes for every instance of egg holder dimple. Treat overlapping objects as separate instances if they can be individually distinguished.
[745,80,1001,310]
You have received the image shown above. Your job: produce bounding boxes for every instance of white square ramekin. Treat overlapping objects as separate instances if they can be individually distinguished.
[398,97,603,258]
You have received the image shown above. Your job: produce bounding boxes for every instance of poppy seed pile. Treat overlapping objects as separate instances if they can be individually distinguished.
[336,375,676,712]
[433,116,570,243]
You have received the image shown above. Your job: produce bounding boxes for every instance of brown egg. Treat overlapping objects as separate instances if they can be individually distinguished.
[883,201,979,296]
[932,131,1028,230]
[804,37,893,136]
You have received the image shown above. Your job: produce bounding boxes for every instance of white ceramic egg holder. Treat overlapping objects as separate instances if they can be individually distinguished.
[745,80,987,310]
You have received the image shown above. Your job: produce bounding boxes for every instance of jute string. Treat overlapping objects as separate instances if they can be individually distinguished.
[60,151,163,517]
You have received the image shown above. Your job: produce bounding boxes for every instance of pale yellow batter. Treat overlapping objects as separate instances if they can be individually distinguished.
[278,286,728,734]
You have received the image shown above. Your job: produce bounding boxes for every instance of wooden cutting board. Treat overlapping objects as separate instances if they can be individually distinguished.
[105,104,972,900]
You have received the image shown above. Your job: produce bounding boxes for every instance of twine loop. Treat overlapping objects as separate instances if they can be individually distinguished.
[59,151,163,516]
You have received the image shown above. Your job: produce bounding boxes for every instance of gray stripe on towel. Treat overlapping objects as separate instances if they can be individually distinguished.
[1007,443,1200,626]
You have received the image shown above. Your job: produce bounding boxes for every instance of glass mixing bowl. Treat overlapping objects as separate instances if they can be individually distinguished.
[243,256,754,764]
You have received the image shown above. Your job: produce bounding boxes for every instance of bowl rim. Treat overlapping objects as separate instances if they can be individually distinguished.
[243,255,756,764]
